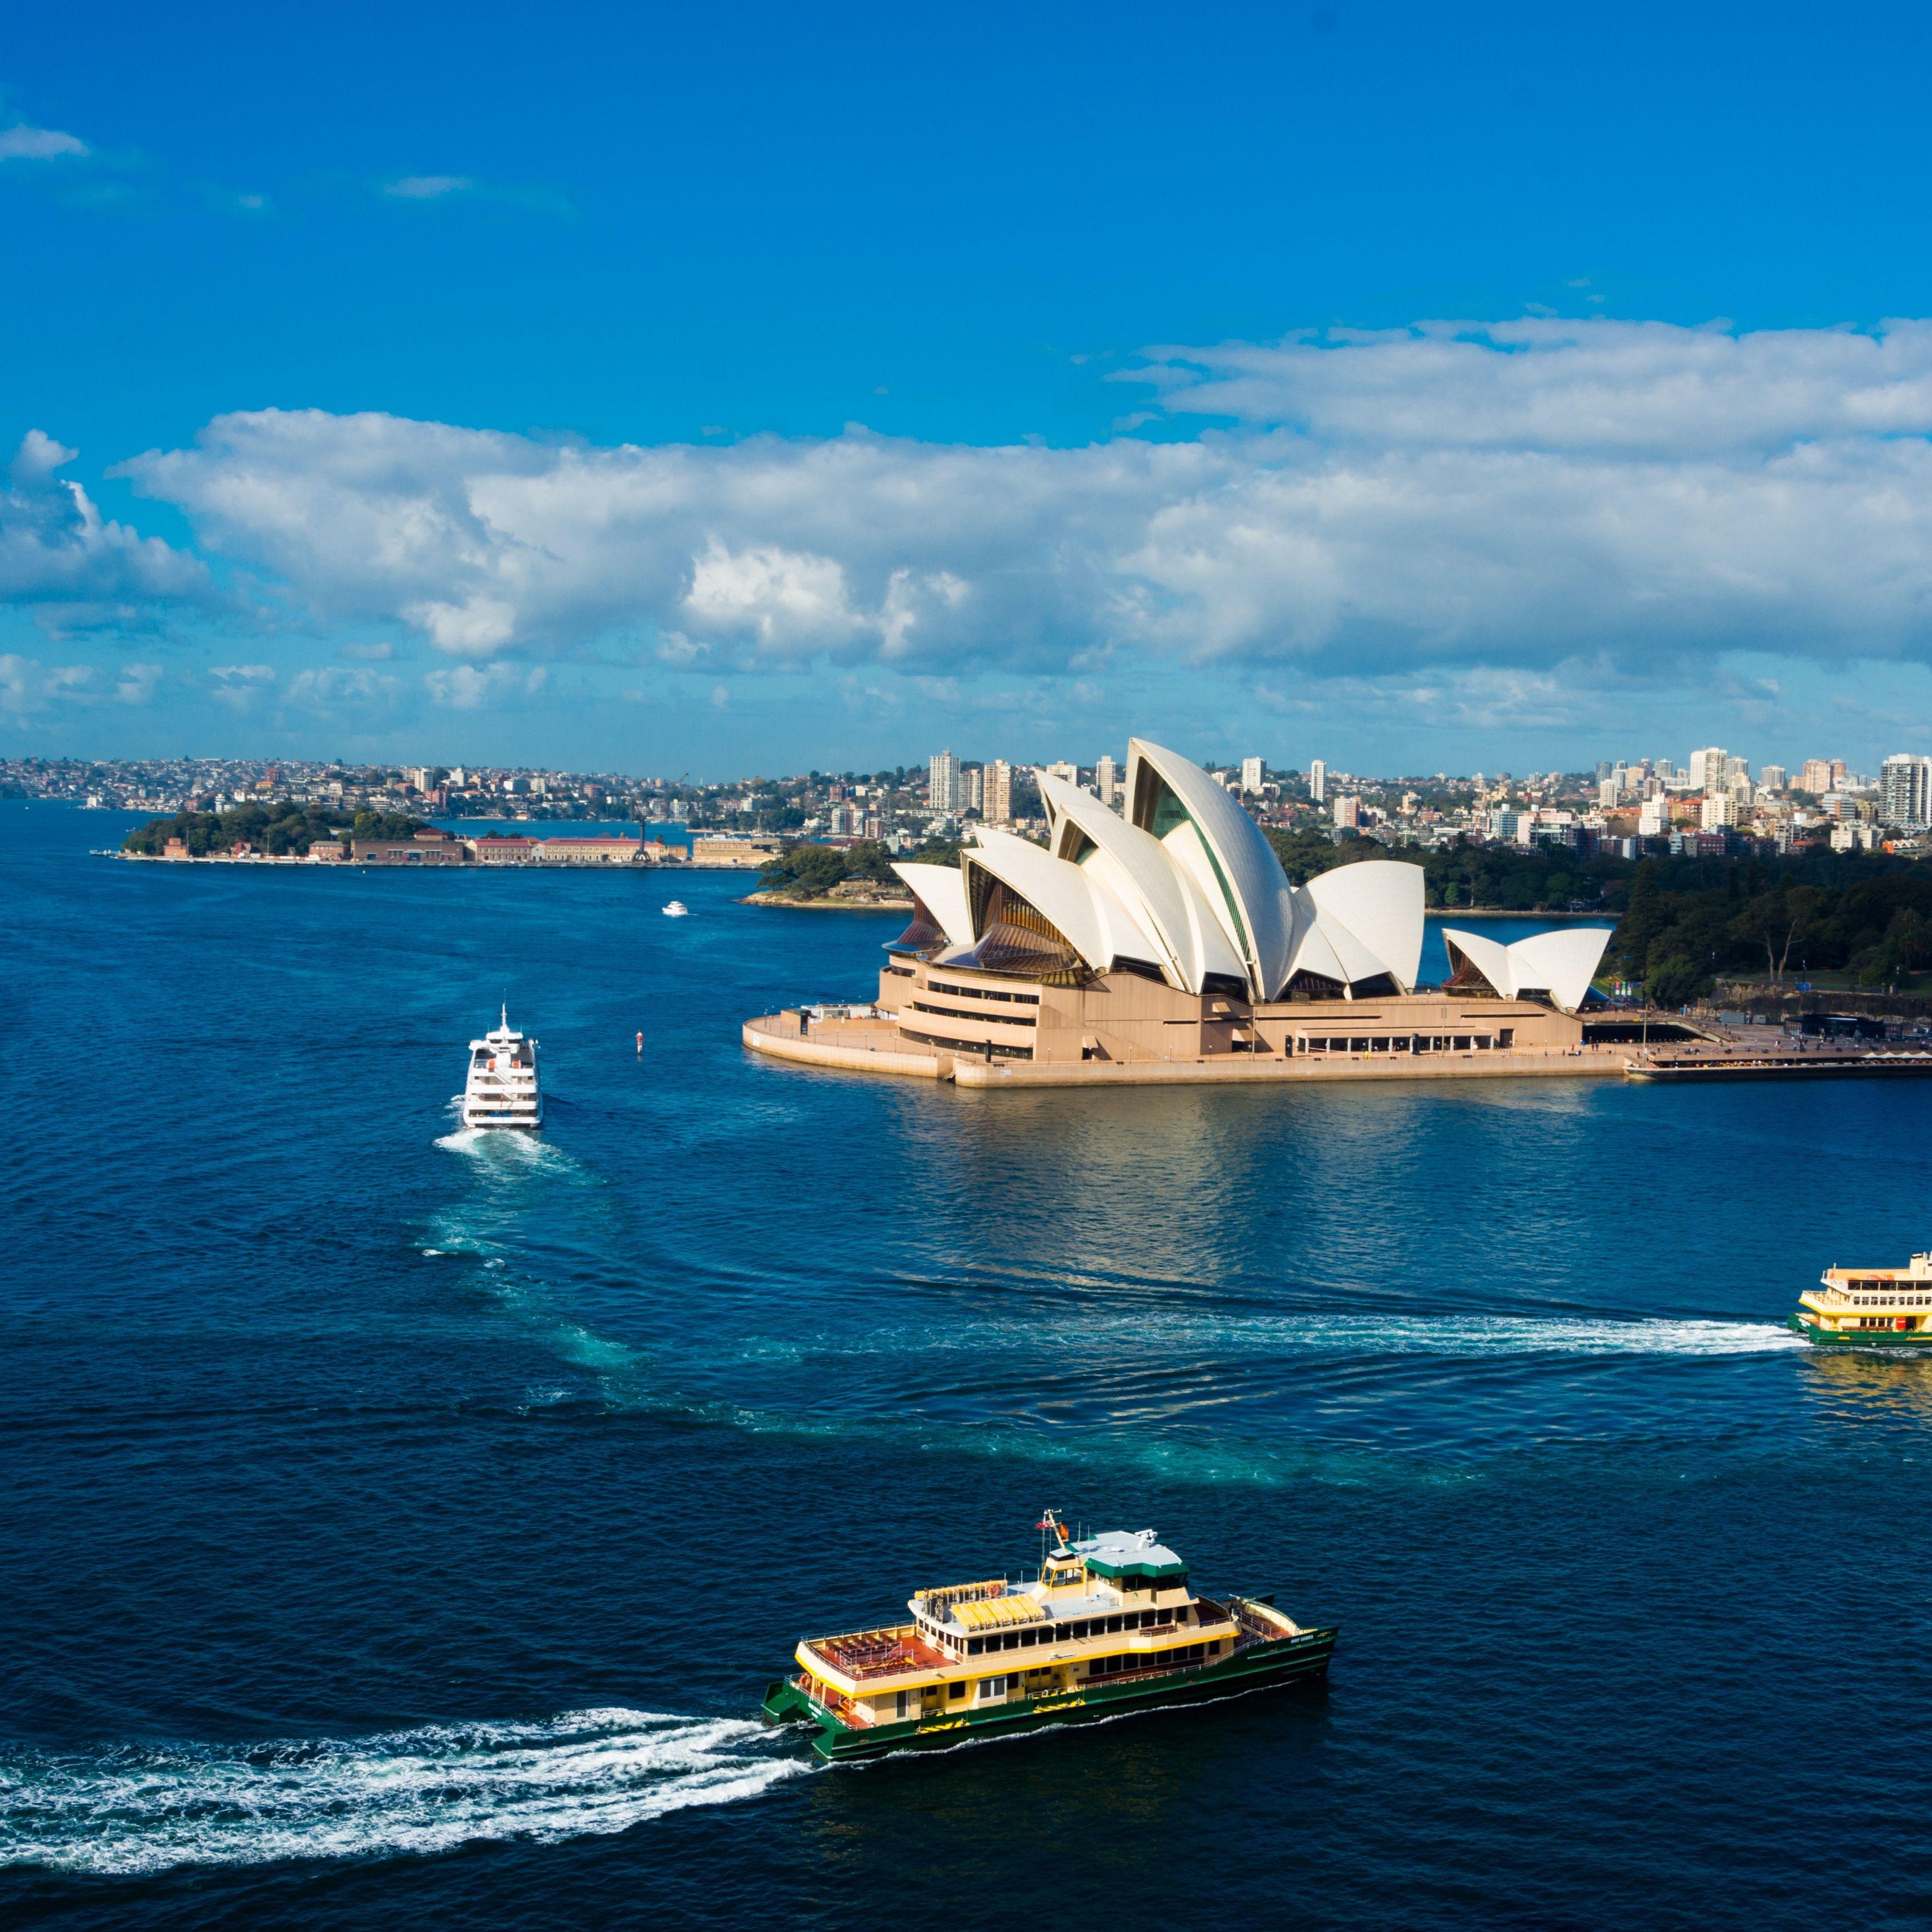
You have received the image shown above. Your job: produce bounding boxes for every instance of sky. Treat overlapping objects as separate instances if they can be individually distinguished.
[8,0,1932,778]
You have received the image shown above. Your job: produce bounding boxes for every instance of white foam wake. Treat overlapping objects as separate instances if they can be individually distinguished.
[0,1707,804,1878]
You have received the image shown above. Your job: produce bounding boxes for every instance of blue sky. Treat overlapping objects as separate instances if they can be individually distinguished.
[8,1,1932,776]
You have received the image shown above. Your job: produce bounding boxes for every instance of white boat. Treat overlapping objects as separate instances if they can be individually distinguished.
[662,901,690,918]
[462,1006,543,1130]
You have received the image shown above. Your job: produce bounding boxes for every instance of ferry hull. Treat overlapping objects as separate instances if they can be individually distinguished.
[1789,1314,1932,1348]
[763,1624,1337,1763]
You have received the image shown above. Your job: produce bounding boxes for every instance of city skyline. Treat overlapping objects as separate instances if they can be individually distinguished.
[10,5,1932,773]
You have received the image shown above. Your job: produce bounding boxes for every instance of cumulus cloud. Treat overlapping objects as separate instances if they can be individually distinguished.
[1130,318,1932,454]
[1,431,205,608]
[107,320,1932,682]
[0,123,89,161]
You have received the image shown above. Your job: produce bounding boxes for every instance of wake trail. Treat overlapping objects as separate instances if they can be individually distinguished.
[0,1707,805,1878]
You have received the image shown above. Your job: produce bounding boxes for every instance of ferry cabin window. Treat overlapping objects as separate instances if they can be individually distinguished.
[949,1680,966,1699]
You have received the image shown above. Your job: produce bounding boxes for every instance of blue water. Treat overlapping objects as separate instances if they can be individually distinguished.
[5,801,1929,1928]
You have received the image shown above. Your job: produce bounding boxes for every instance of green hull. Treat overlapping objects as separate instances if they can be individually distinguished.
[762,1624,1337,1762]
[1789,1314,1932,1348]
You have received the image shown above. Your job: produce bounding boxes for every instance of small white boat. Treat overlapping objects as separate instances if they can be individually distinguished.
[462,1006,543,1130]
[662,901,690,918]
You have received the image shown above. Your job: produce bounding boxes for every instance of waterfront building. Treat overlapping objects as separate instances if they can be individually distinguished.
[1309,759,1327,804]
[747,740,1611,1084]
[691,834,782,867]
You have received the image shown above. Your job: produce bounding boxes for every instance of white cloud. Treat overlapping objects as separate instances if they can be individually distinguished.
[0,653,97,717]
[1130,317,1932,454]
[114,662,162,704]
[382,175,472,199]
[423,662,545,708]
[209,662,276,709]
[0,124,89,162]
[105,320,1932,684]
[2,431,205,607]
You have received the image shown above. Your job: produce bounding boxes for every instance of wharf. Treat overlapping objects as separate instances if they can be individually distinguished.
[1625,1047,1932,1082]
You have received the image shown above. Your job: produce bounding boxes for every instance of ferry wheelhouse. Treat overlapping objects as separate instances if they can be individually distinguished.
[1791,1254,1932,1346]
[763,1513,1336,1762]
[462,1007,543,1130]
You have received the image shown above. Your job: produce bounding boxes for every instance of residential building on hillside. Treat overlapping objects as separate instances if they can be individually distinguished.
[928,750,960,814]
[1096,754,1117,808]
[1881,752,1932,828]
[1800,758,1834,794]
[1241,755,1263,795]
[1309,759,1326,804]
[1690,746,1728,793]
[1760,764,1788,791]
[984,759,1013,825]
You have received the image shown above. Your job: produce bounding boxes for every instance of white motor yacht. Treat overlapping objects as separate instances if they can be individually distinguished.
[662,900,689,918]
[462,1006,543,1130]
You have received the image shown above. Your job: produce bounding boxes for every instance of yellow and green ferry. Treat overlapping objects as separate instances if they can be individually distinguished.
[761,1512,1337,1762]
[1791,1253,1932,1346]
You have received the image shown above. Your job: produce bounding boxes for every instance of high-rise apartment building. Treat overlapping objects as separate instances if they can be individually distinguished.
[1832,759,1848,788]
[1638,796,1669,836]
[1332,794,1359,829]
[1690,746,1729,794]
[1095,753,1117,807]
[1309,759,1327,804]
[1881,753,1932,828]
[1726,755,1749,782]
[1598,777,1620,808]
[1044,760,1078,788]
[927,749,959,813]
[1241,755,1264,795]
[1701,793,1737,829]
[963,764,984,815]
[1799,758,1834,795]
[984,759,1012,824]
[1760,764,1788,792]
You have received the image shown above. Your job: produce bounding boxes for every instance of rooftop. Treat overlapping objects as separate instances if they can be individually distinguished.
[1069,1528,1187,1579]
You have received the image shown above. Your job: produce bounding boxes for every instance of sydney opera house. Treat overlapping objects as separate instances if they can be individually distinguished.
[745,739,1615,1087]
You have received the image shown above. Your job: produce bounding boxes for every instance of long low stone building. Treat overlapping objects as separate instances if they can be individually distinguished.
[744,737,1617,1087]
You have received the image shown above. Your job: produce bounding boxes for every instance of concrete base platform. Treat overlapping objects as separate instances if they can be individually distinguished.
[743,1014,1628,1087]
[742,1017,945,1078]
[950,1050,1627,1088]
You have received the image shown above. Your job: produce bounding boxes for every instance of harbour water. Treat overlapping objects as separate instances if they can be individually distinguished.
[6,801,1931,1927]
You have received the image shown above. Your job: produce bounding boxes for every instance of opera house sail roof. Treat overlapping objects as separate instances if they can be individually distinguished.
[887,737,1521,1006]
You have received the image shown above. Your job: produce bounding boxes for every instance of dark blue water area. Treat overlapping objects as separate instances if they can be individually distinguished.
[5,801,1930,1929]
